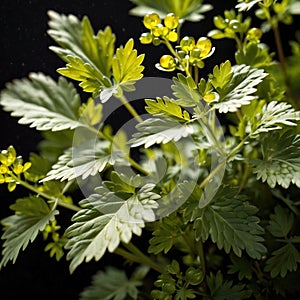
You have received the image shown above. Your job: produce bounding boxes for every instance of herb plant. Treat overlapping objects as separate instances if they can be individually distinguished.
[1,0,300,299]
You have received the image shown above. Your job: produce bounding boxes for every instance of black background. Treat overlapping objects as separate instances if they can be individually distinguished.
[0,0,298,299]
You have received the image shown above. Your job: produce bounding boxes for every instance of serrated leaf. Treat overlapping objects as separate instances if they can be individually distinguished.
[145,97,190,121]
[267,205,294,238]
[211,63,268,113]
[112,39,145,90]
[251,131,300,188]
[251,101,300,136]
[172,74,202,107]
[79,267,143,300]
[236,0,262,11]
[228,255,253,280]
[148,213,183,255]
[0,73,82,131]
[129,117,194,148]
[194,187,266,259]
[42,140,115,182]
[65,184,159,273]
[265,243,300,278]
[39,130,74,163]
[129,0,212,22]
[0,197,59,268]
[206,271,251,300]
[48,11,115,95]
[79,98,103,126]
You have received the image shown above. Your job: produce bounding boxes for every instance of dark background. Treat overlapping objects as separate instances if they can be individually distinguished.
[0,0,298,299]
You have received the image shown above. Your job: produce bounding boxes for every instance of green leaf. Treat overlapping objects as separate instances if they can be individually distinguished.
[210,63,268,113]
[172,74,202,107]
[267,205,294,238]
[265,243,300,278]
[24,153,52,182]
[79,267,145,300]
[38,130,74,163]
[235,42,273,68]
[129,0,212,22]
[206,271,251,300]
[0,73,82,131]
[194,187,266,259]
[65,184,160,273]
[148,213,183,255]
[145,97,190,121]
[210,60,233,91]
[42,140,116,182]
[251,131,300,188]
[0,197,58,268]
[129,117,194,148]
[57,56,111,95]
[112,39,145,90]
[250,101,300,136]
[228,255,253,280]
[48,11,115,95]
[78,98,103,126]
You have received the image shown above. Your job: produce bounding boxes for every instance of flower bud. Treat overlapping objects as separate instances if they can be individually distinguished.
[167,31,178,42]
[160,55,176,69]
[196,37,212,57]
[143,13,161,29]
[164,13,179,29]
[139,32,153,44]
[180,36,195,52]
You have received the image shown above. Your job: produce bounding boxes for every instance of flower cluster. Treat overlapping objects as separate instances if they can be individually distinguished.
[158,36,214,72]
[140,13,179,45]
[0,146,31,191]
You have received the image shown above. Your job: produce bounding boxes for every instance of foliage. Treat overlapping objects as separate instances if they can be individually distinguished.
[0,0,300,299]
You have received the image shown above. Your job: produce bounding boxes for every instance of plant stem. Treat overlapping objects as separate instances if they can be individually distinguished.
[117,242,165,273]
[86,125,149,176]
[197,240,206,279]
[116,93,143,123]
[11,174,81,212]
[163,38,192,77]
[199,135,250,189]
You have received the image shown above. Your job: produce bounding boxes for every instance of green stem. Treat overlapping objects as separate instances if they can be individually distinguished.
[120,242,165,273]
[197,240,206,279]
[11,174,81,212]
[163,38,192,77]
[199,135,250,189]
[116,93,143,123]
[86,125,149,176]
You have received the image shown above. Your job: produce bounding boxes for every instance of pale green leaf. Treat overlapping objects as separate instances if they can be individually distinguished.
[210,63,268,113]
[42,140,116,182]
[129,117,194,148]
[251,131,300,188]
[65,184,159,273]
[79,266,145,300]
[171,74,202,107]
[265,243,300,278]
[112,39,145,89]
[194,187,266,259]
[0,73,82,131]
[236,0,262,11]
[48,11,115,95]
[129,0,212,22]
[0,197,58,268]
[145,97,190,121]
[251,101,300,136]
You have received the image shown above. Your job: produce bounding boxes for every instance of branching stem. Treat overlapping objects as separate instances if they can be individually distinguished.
[10,174,81,212]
